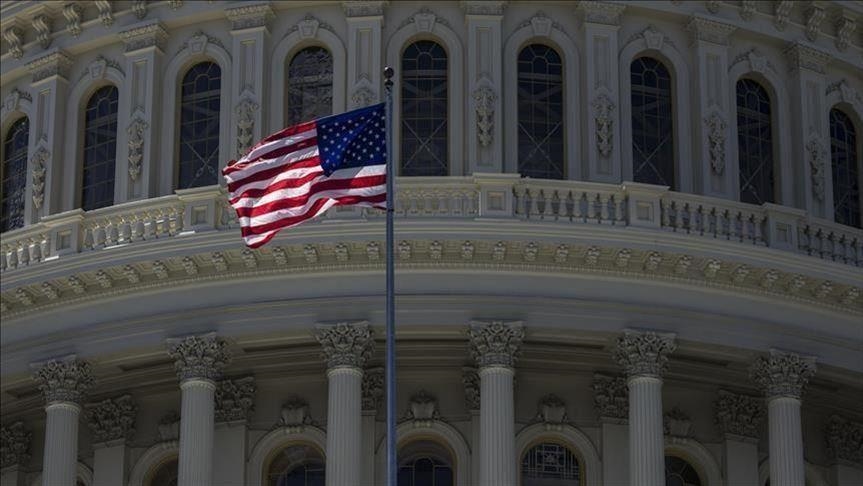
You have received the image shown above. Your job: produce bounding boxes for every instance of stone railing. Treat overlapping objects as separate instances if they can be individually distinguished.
[2,176,861,273]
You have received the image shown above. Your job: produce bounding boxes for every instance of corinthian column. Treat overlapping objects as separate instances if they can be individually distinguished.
[315,322,374,486]
[31,357,94,486]
[167,333,231,486]
[750,349,816,486]
[612,330,676,486]
[468,320,524,486]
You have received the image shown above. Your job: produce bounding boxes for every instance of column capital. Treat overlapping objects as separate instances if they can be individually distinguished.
[85,394,137,444]
[468,320,524,368]
[592,373,628,422]
[686,15,737,46]
[825,415,863,465]
[315,321,374,369]
[214,376,256,423]
[118,21,168,54]
[612,330,676,378]
[578,1,626,26]
[714,390,765,441]
[461,1,507,16]
[342,1,388,17]
[462,367,480,411]
[26,49,73,84]
[225,3,274,31]
[166,333,232,383]
[749,349,816,400]
[0,421,31,468]
[361,367,384,411]
[31,356,94,405]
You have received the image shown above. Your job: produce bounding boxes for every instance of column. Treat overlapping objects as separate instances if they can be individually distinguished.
[826,415,863,486]
[343,1,386,110]
[167,333,231,486]
[579,1,626,182]
[315,322,374,486]
[361,368,383,486]
[612,330,676,486]
[750,349,816,486]
[715,390,765,486]
[25,50,71,218]
[468,320,524,486]
[686,16,736,198]
[118,22,167,201]
[463,1,505,173]
[86,395,136,486]
[0,422,31,486]
[31,357,94,486]
[593,373,630,486]
[462,367,481,486]
[213,377,255,486]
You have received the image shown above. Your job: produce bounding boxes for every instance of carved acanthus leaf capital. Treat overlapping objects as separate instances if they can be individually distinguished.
[86,394,137,443]
[0,421,31,468]
[468,320,524,368]
[749,349,816,399]
[166,333,232,382]
[462,367,480,411]
[825,415,863,465]
[215,376,256,423]
[362,367,384,410]
[315,321,374,369]
[461,1,507,16]
[612,330,676,378]
[714,390,764,440]
[32,357,94,405]
[593,373,628,421]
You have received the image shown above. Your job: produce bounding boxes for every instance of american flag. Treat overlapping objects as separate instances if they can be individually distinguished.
[222,103,387,248]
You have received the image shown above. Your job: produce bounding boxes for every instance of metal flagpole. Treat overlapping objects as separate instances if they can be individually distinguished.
[383,66,397,486]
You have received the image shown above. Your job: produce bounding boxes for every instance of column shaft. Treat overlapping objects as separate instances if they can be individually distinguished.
[42,402,80,486]
[768,397,805,486]
[479,366,516,486]
[628,376,664,486]
[325,367,363,486]
[178,379,216,486]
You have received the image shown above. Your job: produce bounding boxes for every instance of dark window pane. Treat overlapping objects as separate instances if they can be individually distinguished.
[736,79,775,205]
[665,456,702,486]
[287,46,334,126]
[521,442,580,485]
[830,108,861,228]
[1,117,29,232]
[401,40,448,176]
[267,444,325,486]
[81,85,119,211]
[178,62,221,189]
[518,44,565,180]
[631,57,675,189]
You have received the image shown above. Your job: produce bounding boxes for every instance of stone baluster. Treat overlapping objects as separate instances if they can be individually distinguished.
[166,333,231,486]
[715,390,765,486]
[31,357,94,486]
[612,330,676,486]
[750,349,816,486]
[468,320,524,486]
[315,322,374,486]
[86,395,137,486]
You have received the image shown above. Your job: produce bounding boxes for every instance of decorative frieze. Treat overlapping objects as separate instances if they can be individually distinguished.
[593,373,628,421]
[123,265,140,283]
[119,22,169,53]
[429,240,444,260]
[714,390,764,440]
[806,137,825,201]
[41,282,59,300]
[0,421,31,468]
[492,241,506,261]
[825,415,863,465]
[398,240,411,260]
[95,0,114,27]
[462,367,480,410]
[461,1,507,16]
[554,244,569,264]
[579,1,626,26]
[215,376,256,423]
[4,26,24,59]
[242,249,257,268]
[342,1,388,18]
[304,245,318,264]
[15,288,33,306]
[32,357,94,404]
[404,390,440,424]
[473,86,496,147]
[315,321,374,369]
[86,394,137,443]
[94,270,112,288]
[643,251,662,272]
[834,13,856,52]
[674,255,692,275]
[32,14,52,49]
[461,240,475,260]
[612,330,676,378]
[750,349,816,399]
[523,242,539,262]
[614,248,632,268]
[467,320,524,368]
[591,94,615,158]
[703,259,721,279]
[362,367,384,410]
[687,16,737,45]
[166,333,231,382]
[225,3,274,31]
[704,111,727,175]
[536,394,567,425]
[27,50,73,83]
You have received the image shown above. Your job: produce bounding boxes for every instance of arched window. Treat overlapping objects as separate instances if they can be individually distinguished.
[665,456,702,486]
[145,457,178,486]
[830,108,860,228]
[401,40,448,176]
[287,47,333,126]
[266,444,325,486]
[81,85,119,211]
[398,440,454,486]
[517,44,565,180]
[1,117,28,232]
[178,61,221,189]
[736,79,775,205]
[631,57,675,188]
[521,442,581,485]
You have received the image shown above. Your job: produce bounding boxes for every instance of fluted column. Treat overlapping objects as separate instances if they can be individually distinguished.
[468,320,524,486]
[167,333,231,486]
[750,350,816,486]
[31,357,94,486]
[316,322,374,486]
[613,330,676,486]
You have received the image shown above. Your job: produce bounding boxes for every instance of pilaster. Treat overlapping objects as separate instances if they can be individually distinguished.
[343,2,386,110]
[715,390,764,486]
[825,415,863,483]
[213,376,255,486]
[0,422,31,486]
[87,394,136,486]
[361,367,383,486]
[593,373,629,486]
[579,1,626,182]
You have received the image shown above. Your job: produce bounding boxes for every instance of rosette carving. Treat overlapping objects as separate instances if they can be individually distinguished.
[315,321,374,369]
[215,376,256,423]
[0,421,30,468]
[166,333,231,382]
[86,394,137,443]
[32,357,94,405]
[467,320,524,368]
[612,330,676,378]
[593,373,628,421]
[749,349,816,400]
[714,390,764,440]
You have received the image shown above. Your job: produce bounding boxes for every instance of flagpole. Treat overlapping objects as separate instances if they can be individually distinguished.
[383,66,397,486]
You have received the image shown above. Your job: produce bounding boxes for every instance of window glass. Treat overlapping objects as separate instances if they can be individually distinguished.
[401,40,448,176]
[287,46,334,126]
[521,442,581,486]
[81,85,119,211]
[631,57,675,188]
[830,108,860,228]
[398,440,454,486]
[665,456,702,486]
[267,444,325,486]
[736,79,775,205]
[1,117,28,232]
[178,62,221,189]
[517,44,565,180]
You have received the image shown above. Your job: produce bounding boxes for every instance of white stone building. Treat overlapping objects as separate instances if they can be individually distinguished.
[1,1,861,486]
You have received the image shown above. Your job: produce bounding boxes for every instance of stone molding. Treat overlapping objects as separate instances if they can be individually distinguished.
[578,1,626,26]
[784,41,831,74]
[214,376,256,423]
[315,321,374,369]
[467,320,524,368]
[118,22,169,53]
[593,373,628,422]
[166,333,231,383]
[86,394,137,443]
[27,50,73,83]
[461,1,507,16]
[225,3,274,31]
[0,421,31,468]
[714,390,765,440]
[362,367,384,410]
[749,349,816,400]
[31,356,94,405]
[686,16,737,45]
[342,1,388,17]
[825,415,863,465]
[612,330,676,378]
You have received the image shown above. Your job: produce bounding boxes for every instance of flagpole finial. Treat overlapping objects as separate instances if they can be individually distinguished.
[384,66,394,88]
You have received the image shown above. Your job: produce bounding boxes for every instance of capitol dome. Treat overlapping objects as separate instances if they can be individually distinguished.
[1,1,861,486]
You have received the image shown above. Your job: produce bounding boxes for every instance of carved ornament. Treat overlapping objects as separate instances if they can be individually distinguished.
[749,349,816,399]
[315,321,374,369]
[714,390,764,440]
[32,357,94,404]
[166,333,232,382]
[468,320,524,368]
[612,330,676,378]
[86,394,137,443]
